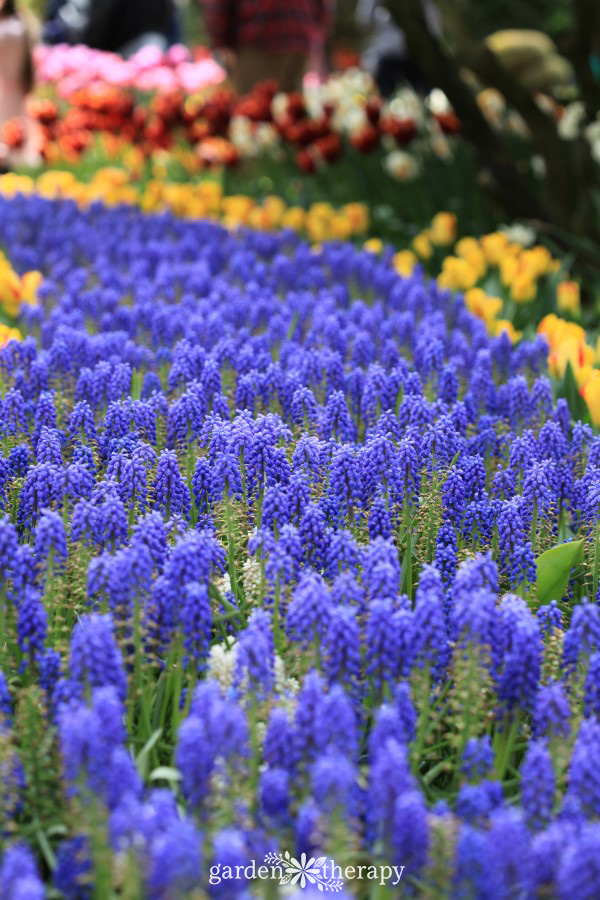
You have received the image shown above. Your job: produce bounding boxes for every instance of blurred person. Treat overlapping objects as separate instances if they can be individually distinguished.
[0,0,40,168]
[357,0,440,96]
[200,0,332,94]
[44,0,179,56]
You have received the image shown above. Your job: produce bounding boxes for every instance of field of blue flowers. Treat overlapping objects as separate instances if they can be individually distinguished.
[1,192,600,898]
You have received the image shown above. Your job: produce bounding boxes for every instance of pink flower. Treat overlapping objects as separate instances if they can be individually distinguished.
[177,61,225,93]
[130,45,164,71]
[136,67,178,93]
[166,44,190,67]
[36,41,224,93]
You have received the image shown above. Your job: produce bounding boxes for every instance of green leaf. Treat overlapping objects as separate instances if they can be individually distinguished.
[149,766,182,783]
[135,728,162,779]
[535,539,584,608]
[36,829,57,871]
[557,362,590,425]
[285,313,299,342]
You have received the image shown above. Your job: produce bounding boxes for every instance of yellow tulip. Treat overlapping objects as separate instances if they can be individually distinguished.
[198,181,223,214]
[455,238,487,278]
[549,336,594,382]
[281,207,306,231]
[0,173,34,197]
[139,193,162,213]
[463,249,487,279]
[364,238,383,255]
[556,281,580,315]
[0,323,22,347]
[480,232,509,266]
[430,211,457,246]
[248,207,276,232]
[510,273,536,303]
[500,256,519,287]
[20,271,42,306]
[92,167,129,187]
[412,231,433,260]
[264,195,286,225]
[0,267,22,318]
[438,256,479,291]
[537,313,563,349]
[582,371,600,426]
[309,202,334,219]
[305,216,328,244]
[330,214,352,240]
[36,171,77,199]
[455,237,479,258]
[492,319,522,342]
[526,245,553,278]
[464,287,503,325]
[222,195,254,223]
[393,250,418,276]
[342,202,369,233]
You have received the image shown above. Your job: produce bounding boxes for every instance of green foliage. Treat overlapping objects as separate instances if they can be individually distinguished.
[223,140,499,241]
[461,0,574,41]
[535,539,585,608]
[14,687,62,830]
[557,362,591,425]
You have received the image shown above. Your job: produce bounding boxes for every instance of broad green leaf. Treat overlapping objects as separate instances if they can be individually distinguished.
[557,362,590,425]
[535,540,584,608]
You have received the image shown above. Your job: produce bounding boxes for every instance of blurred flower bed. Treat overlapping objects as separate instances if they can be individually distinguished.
[5,59,598,255]
[3,66,486,232]
[35,42,225,96]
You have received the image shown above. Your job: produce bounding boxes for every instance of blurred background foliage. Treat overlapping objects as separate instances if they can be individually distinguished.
[465,0,573,41]
[20,0,575,48]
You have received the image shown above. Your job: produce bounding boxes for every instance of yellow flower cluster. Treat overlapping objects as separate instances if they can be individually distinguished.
[0,252,42,346]
[0,171,369,241]
[403,213,579,342]
[434,229,560,301]
[411,211,459,260]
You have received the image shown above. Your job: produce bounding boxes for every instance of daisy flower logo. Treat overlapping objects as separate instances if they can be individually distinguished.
[265,851,344,891]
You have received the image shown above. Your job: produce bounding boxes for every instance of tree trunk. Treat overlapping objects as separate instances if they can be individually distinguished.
[383,0,600,252]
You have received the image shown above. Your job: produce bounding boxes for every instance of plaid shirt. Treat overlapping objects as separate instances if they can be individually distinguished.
[201,0,331,54]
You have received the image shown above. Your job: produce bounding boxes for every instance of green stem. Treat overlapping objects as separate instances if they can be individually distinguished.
[224,490,240,602]
[313,628,322,672]
[272,580,283,654]
[423,757,450,786]
[495,713,521,782]
[412,665,431,772]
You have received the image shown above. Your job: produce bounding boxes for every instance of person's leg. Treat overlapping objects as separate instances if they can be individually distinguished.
[278,52,308,93]
[233,49,266,94]
[234,49,307,94]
